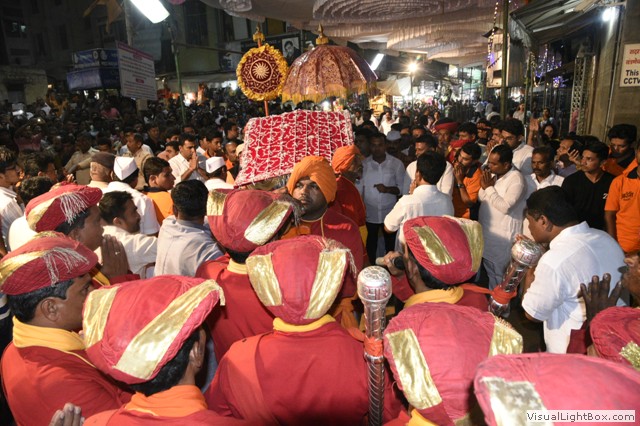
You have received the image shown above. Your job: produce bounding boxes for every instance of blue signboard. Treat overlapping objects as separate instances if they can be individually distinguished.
[67,68,120,91]
[71,49,119,70]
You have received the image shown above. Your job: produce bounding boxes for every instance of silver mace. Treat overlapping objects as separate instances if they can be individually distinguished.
[357,266,393,426]
[489,238,544,317]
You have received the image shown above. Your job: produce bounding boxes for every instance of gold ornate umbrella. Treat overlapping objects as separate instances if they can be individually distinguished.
[281,26,377,104]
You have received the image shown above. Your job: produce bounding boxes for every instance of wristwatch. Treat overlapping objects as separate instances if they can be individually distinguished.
[456,183,465,189]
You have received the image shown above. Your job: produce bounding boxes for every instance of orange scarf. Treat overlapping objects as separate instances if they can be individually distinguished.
[408,409,438,426]
[125,385,207,417]
[403,287,464,308]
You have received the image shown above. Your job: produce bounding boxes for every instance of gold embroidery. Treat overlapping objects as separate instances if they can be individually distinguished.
[114,280,223,380]
[227,259,247,275]
[246,254,283,306]
[489,316,523,356]
[305,249,347,319]
[83,286,120,348]
[480,377,549,426]
[206,190,227,217]
[412,225,453,266]
[244,200,291,246]
[386,329,442,410]
[26,197,57,230]
[456,217,484,273]
[620,341,640,371]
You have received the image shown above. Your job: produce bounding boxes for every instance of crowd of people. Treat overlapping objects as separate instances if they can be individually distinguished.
[0,89,638,425]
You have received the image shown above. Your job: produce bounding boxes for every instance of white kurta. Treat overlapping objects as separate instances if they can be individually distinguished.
[522,222,625,353]
[100,225,158,278]
[523,172,565,238]
[359,155,406,224]
[0,187,24,250]
[169,153,206,183]
[103,182,160,236]
[478,167,527,288]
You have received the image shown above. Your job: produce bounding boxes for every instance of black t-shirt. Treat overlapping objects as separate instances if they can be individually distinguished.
[561,171,615,230]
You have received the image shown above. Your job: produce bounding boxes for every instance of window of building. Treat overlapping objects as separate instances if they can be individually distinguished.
[218,9,234,43]
[58,25,68,50]
[184,0,208,46]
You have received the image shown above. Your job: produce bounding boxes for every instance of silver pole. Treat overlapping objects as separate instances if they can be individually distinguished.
[357,266,393,426]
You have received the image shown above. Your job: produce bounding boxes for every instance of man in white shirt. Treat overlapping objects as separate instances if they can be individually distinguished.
[403,134,454,196]
[522,186,625,353]
[99,191,157,278]
[168,133,207,183]
[103,157,159,236]
[155,180,222,276]
[0,147,23,250]
[524,145,565,238]
[121,130,153,190]
[384,151,453,251]
[500,118,534,176]
[478,144,527,289]
[359,133,406,262]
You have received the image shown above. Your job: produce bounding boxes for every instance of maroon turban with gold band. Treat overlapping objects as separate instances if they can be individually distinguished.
[286,156,337,204]
[246,235,355,325]
[207,189,294,254]
[332,145,361,174]
[84,275,223,385]
[0,232,98,295]
[25,183,102,232]
[433,120,459,134]
[590,306,640,371]
[403,216,483,285]
[384,303,522,425]
[474,353,640,426]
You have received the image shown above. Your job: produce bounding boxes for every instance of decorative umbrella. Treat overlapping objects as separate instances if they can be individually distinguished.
[281,25,377,104]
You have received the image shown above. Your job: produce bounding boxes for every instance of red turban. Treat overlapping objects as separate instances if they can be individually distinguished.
[0,232,98,295]
[474,353,640,426]
[84,275,223,385]
[384,303,522,425]
[434,120,459,134]
[332,145,361,174]
[403,216,483,285]
[591,306,640,370]
[207,189,294,253]
[286,156,337,203]
[25,183,102,232]
[246,235,354,325]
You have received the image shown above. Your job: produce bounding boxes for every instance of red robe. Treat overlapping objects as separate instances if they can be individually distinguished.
[85,385,246,425]
[196,255,274,362]
[1,344,131,425]
[332,176,366,227]
[206,320,402,425]
[392,275,489,312]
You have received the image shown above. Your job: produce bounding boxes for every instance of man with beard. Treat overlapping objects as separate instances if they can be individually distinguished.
[99,191,157,278]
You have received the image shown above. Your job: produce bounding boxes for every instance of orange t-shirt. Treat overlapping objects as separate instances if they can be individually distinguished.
[144,189,174,224]
[453,164,482,219]
[604,167,640,253]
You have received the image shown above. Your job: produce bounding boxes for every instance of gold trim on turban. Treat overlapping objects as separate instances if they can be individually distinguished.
[480,377,549,426]
[620,341,640,371]
[304,249,347,319]
[455,217,484,273]
[387,329,442,410]
[113,280,223,381]
[412,225,454,266]
[83,286,120,347]
[246,253,283,306]
[244,200,291,246]
[489,317,523,356]
[206,190,227,217]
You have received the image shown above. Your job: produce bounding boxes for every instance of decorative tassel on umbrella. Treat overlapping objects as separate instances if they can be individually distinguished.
[281,25,377,104]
